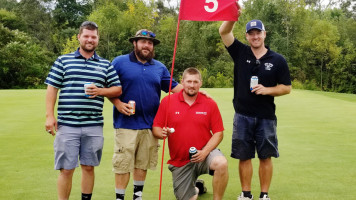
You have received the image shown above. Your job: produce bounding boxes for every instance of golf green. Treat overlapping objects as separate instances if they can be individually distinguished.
[0,89,355,199]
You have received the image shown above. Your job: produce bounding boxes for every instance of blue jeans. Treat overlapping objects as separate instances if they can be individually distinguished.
[231,113,279,160]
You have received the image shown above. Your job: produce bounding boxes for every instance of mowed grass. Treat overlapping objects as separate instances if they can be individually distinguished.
[0,89,356,200]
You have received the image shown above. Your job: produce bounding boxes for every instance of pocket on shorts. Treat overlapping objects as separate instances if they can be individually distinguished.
[168,164,176,172]
[112,146,129,170]
[149,142,160,168]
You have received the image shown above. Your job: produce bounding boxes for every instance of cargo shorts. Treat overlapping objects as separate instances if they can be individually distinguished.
[112,128,159,174]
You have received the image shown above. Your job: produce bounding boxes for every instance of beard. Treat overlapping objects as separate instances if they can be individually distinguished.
[135,46,155,62]
[185,88,198,97]
[80,42,97,53]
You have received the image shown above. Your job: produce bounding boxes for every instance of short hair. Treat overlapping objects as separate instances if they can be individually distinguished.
[79,21,99,35]
[182,67,202,81]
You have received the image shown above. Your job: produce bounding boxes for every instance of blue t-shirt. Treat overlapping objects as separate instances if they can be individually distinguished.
[227,39,291,120]
[45,49,121,127]
[111,52,178,129]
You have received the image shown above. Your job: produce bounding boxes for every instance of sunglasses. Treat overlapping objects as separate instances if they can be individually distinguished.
[252,59,261,75]
[80,21,98,28]
[138,30,156,38]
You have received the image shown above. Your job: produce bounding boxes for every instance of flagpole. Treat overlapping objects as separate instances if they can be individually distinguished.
[159,9,182,200]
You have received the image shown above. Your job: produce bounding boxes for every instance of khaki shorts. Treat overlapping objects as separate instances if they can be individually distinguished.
[112,128,159,174]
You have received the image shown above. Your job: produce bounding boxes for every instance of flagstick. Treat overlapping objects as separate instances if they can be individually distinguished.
[159,17,181,200]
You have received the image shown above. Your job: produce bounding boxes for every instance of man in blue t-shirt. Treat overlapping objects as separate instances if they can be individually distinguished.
[110,29,183,200]
[219,18,291,200]
[45,21,122,200]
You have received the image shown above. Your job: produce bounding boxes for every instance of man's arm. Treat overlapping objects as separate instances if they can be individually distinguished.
[191,131,224,163]
[219,21,236,48]
[171,84,183,93]
[86,85,122,98]
[109,98,133,116]
[152,126,174,139]
[251,84,291,96]
[45,85,58,136]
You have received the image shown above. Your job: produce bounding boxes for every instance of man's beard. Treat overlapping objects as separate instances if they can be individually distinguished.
[81,43,97,53]
[185,88,198,97]
[135,47,155,62]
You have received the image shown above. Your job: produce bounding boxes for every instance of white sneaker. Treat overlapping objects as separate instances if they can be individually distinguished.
[237,192,254,200]
[259,194,270,200]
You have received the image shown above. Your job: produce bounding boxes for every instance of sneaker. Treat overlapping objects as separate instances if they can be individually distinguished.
[237,192,253,200]
[195,179,207,195]
[259,194,270,200]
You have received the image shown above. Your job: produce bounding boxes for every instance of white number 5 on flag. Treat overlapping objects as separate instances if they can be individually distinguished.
[204,0,218,12]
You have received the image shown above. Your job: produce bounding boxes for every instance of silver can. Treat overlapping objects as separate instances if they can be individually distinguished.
[250,76,258,90]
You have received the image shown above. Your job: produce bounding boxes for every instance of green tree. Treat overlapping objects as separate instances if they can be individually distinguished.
[0,25,53,89]
[0,9,26,31]
[14,0,55,50]
[87,0,156,59]
[53,0,93,29]
[0,0,17,11]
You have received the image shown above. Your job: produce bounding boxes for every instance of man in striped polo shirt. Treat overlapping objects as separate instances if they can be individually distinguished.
[45,21,122,200]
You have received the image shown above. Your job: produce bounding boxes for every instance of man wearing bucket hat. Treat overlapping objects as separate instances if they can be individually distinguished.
[110,29,183,200]
[219,17,291,200]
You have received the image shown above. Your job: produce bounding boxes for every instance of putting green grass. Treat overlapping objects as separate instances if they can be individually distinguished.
[0,89,355,199]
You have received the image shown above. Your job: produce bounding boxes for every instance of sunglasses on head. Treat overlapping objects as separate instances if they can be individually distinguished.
[138,30,156,38]
[80,21,98,28]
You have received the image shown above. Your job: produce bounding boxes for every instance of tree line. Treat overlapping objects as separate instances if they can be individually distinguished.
[0,0,355,93]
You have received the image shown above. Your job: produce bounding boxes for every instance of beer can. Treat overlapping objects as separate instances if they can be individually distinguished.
[250,76,258,90]
[189,147,197,160]
[128,100,135,114]
[84,82,94,97]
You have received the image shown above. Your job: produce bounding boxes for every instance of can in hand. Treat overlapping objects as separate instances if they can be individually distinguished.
[250,76,258,91]
[189,147,197,160]
[84,82,94,97]
[128,100,135,114]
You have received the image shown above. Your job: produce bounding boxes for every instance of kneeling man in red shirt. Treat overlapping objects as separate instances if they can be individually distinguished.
[153,67,228,200]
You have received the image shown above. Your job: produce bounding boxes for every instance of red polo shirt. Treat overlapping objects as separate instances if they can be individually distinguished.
[153,90,224,167]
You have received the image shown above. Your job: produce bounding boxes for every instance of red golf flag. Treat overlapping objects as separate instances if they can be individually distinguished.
[179,0,239,21]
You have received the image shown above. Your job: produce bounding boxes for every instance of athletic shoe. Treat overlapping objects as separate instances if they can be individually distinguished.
[237,192,254,200]
[195,179,207,195]
[259,194,270,200]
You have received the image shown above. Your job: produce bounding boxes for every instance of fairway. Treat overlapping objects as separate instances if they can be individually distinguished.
[1,89,356,199]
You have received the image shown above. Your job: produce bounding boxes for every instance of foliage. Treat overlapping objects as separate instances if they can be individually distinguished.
[0,23,54,89]
[0,9,26,31]
[53,0,93,29]
[61,34,79,54]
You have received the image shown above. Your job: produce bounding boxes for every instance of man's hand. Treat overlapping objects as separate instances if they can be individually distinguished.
[85,84,101,98]
[161,127,174,139]
[251,84,291,96]
[190,149,209,163]
[199,90,212,99]
[45,115,57,136]
[152,126,174,139]
[116,101,133,116]
[251,84,270,95]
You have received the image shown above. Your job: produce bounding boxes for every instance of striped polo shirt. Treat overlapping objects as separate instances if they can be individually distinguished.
[45,49,121,127]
